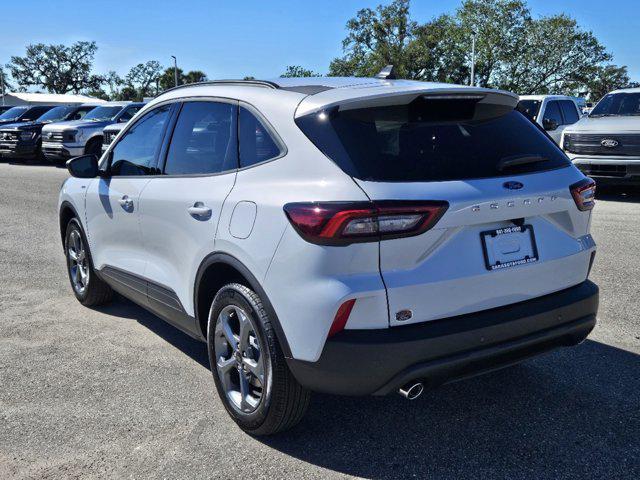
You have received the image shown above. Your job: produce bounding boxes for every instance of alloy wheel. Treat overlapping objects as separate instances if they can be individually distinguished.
[67,229,89,294]
[214,305,266,414]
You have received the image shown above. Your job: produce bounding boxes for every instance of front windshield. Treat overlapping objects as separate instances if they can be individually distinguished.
[0,106,28,121]
[36,106,75,122]
[590,92,640,117]
[82,106,123,121]
[516,100,542,121]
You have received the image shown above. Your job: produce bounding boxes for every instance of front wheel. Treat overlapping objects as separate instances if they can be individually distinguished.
[65,219,113,306]
[207,283,310,435]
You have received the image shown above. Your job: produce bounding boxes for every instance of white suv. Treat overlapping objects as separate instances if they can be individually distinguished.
[58,77,599,435]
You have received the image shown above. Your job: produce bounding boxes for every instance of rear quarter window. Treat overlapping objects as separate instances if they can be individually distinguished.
[295,98,570,182]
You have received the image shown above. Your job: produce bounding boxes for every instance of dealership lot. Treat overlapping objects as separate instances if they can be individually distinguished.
[0,162,638,479]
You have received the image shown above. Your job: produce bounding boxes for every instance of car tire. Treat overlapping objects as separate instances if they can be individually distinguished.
[64,218,113,307]
[207,283,310,435]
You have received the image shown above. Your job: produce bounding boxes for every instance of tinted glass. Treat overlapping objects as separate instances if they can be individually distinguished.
[239,107,281,168]
[295,103,569,182]
[37,106,75,122]
[22,106,52,121]
[69,106,95,121]
[0,107,27,120]
[110,105,171,176]
[119,106,142,122]
[164,101,237,175]
[559,100,579,124]
[84,106,123,121]
[516,100,541,121]
[590,92,640,117]
[543,101,563,125]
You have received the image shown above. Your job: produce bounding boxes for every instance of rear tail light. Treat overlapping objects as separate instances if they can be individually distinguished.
[328,299,356,338]
[570,178,596,211]
[283,200,448,245]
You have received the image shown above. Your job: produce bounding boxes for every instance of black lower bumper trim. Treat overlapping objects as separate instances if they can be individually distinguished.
[287,280,598,396]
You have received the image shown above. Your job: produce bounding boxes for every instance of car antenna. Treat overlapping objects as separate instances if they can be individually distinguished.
[375,65,397,80]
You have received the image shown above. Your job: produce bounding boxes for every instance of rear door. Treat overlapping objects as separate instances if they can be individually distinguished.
[542,100,564,144]
[139,99,238,325]
[295,93,595,327]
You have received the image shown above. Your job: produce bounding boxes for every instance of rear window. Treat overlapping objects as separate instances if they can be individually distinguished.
[516,99,541,121]
[296,98,570,182]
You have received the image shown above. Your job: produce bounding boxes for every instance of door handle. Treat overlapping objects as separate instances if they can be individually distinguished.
[188,202,212,219]
[118,195,134,210]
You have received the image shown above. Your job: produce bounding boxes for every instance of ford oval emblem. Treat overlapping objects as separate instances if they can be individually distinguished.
[503,181,524,190]
[600,138,619,148]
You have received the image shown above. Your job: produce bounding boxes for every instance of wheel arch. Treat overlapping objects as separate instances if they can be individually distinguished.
[194,252,292,358]
[59,200,81,251]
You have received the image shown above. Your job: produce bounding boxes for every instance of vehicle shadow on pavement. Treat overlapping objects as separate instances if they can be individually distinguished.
[262,340,640,479]
[99,297,639,479]
[596,186,640,203]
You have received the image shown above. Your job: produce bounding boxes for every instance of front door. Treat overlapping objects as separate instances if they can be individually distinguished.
[84,104,173,282]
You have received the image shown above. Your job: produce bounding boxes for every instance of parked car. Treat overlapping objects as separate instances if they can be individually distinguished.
[516,95,582,144]
[0,104,101,161]
[100,122,125,155]
[42,101,145,163]
[0,105,55,128]
[59,77,598,435]
[562,87,640,185]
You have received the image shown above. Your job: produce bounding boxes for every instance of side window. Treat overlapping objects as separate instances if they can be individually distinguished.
[72,107,93,120]
[239,107,282,168]
[559,100,579,124]
[110,104,171,176]
[119,106,141,123]
[543,101,563,126]
[24,107,50,121]
[163,101,237,175]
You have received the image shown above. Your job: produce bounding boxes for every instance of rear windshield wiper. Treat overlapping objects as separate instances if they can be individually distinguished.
[497,154,549,172]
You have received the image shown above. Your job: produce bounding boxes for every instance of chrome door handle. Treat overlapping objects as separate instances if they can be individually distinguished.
[188,202,212,219]
[118,195,134,210]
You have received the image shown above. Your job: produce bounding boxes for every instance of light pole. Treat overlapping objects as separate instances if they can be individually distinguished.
[470,30,477,87]
[1,68,5,106]
[171,55,178,87]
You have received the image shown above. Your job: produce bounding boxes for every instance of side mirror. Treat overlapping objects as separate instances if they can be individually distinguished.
[66,154,100,178]
[543,118,559,131]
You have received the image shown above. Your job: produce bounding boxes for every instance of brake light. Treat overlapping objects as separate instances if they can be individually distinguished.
[283,201,448,245]
[570,178,596,211]
[328,299,356,338]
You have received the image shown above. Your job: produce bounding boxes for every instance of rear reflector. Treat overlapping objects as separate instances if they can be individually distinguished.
[328,299,356,338]
[570,178,596,211]
[284,200,448,245]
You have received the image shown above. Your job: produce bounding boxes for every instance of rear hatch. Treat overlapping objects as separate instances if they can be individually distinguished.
[296,87,595,326]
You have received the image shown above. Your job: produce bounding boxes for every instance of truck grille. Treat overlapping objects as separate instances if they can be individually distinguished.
[564,133,640,156]
[0,131,19,142]
[103,131,117,146]
[577,164,627,178]
[43,132,65,143]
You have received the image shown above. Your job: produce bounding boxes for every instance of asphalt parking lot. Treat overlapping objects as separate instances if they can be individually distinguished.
[0,161,638,479]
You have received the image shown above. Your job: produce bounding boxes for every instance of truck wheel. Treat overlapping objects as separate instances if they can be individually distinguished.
[207,283,310,435]
[65,218,113,306]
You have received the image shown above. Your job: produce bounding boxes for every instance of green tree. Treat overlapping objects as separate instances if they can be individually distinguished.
[124,61,163,100]
[280,65,321,77]
[158,66,184,91]
[184,70,208,84]
[328,0,417,78]
[584,64,634,101]
[0,66,13,93]
[7,41,102,93]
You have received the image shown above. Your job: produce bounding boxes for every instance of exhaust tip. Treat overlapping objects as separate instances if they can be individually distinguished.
[399,382,424,400]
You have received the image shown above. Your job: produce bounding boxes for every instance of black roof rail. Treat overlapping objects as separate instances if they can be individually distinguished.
[157,79,280,97]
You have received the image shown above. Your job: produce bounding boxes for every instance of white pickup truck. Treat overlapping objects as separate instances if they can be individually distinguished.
[517,95,583,144]
[562,87,640,185]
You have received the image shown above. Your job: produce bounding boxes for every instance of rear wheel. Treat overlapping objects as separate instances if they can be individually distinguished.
[65,219,113,306]
[207,283,310,435]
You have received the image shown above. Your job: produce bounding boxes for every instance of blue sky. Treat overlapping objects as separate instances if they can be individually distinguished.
[1,0,638,82]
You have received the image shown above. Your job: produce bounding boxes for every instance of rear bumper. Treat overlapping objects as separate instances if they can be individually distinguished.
[287,280,598,396]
